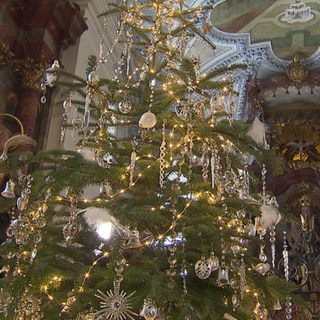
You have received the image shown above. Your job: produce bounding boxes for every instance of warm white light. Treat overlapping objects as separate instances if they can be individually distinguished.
[83,207,115,241]
[96,222,113,240]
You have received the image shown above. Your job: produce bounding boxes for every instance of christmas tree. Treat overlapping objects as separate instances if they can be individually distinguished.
[0,0,295,319]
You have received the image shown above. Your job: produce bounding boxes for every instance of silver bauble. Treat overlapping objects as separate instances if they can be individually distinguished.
[119,100,132,114]
[87,70,99,86]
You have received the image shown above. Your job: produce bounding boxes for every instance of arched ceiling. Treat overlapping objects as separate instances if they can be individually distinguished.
[211,0,320,61]
[187,0,320,120]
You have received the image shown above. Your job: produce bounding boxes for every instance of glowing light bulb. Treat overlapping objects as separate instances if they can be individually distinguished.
[96,222,113,241]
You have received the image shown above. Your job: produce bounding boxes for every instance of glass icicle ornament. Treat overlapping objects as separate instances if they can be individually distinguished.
[270,225,277,271]
[63,194,80,245]
[232,293,239,311]
[159,120,166,188]
[283,231,290,281]
[253,227,270,276]
[200,141,210,182]
[128,142,137,187]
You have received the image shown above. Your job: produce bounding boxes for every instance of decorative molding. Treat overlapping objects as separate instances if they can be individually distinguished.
[12,57,48,91]
[191,0,320,120]
[0,44,14,68]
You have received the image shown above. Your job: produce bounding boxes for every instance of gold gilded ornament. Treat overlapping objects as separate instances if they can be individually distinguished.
[286,53,308,88]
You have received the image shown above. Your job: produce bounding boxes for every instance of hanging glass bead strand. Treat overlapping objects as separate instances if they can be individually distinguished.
[159,120,166,188]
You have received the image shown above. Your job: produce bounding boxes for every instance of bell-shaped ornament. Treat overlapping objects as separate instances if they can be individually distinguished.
[273,299,282,311]
[139,111,157,129]
[1,179,16,198]
[126,230,143,249]
[216,266,230,287]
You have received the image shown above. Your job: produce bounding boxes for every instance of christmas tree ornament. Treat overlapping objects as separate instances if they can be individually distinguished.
[71,113,83,129]
[159,120,166,188]
[247,118,269,149]
[63,193,80,245]
[0,288,13,318]
[285,296,293,319]
[260,204,281,229]
[283,231,290,281]
[201,141,210,182]
[207,252,219,272]
[44,59,59,87]
[139,298,157,320]
[216,265,230,287]
[87,70,99,86]
[138,111,157,129]
[16,191,29,211]
[60,290,77,316]
[167,231,178,286]
[253,302,268,320]
[232,293,239,311]
[253,262,270,276]
[273,299,282,311]
[193,101,205,119]
[128,140,137,187]
[93,259,137,320]
[63,96,72,113]
[125,229,143,249]
[1,179,15,198]
[15,289,42,320]
[175,103,188,119]
[270,226,276,270]
[118,100,132,114]
[195,255,212,279]
[100,180,113,196]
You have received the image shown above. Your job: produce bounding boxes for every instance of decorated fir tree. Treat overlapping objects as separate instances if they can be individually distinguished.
[0,0,295,319]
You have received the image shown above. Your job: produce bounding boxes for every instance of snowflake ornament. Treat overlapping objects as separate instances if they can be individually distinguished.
[94,284,137,320]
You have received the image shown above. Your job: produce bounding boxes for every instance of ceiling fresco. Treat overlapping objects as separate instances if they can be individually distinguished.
[211,0,320,60]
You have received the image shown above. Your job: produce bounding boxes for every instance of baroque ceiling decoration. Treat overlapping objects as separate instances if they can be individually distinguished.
[194,0,320,120]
